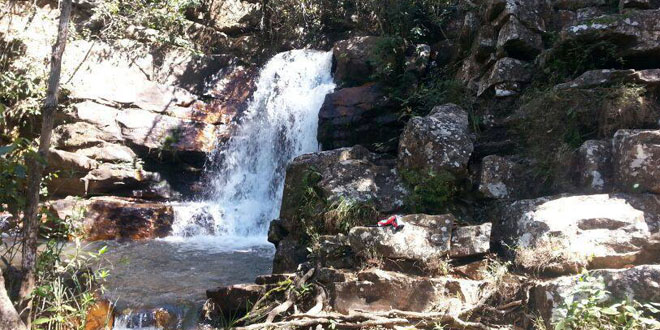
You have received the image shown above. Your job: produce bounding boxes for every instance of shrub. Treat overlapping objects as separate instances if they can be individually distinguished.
[554,270,660,330]
[400,168,458,214]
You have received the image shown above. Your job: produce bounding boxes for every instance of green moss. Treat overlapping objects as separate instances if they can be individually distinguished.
[400,168,458,214]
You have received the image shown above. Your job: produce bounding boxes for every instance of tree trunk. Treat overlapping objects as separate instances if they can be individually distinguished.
[0,269,25,330]
[17,0,73,321]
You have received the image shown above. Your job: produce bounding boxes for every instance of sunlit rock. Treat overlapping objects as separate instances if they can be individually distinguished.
[576,140,612,193]
[332,269,487,315]
[48,196,174,240]
[613,129,660,194]
[398,103,473,176]
[493,194,657,274]
[348,214,455,261]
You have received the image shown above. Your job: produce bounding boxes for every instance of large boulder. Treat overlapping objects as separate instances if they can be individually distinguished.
[48,196,174,240]
[273,146,408,273]
[493,194,659,274]
[613,129,660,194]
[331,269,487,315]
[529,265,660,328]
[332,36,382,86]
[318,83,401,152]
[279,146,408,224]
[398,104,473,176]
[348,214,455,261]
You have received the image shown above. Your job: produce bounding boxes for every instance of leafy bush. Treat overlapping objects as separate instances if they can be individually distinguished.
[554,270,660,330]
[85,0,201,47]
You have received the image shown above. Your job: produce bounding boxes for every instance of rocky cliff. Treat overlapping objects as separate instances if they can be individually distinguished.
[2,0,660,328]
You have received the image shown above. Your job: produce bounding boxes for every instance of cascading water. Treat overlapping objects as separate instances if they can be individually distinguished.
[167,50,336,244]
[109,50,335,329]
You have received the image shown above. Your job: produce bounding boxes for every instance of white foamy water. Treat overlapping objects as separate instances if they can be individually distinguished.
[164,50,335,246]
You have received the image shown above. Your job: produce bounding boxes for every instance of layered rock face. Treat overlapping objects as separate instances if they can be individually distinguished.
[1,3,262,240]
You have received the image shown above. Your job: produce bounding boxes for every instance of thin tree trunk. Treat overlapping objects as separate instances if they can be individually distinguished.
[17,0,73,322]
[0,269,26,330]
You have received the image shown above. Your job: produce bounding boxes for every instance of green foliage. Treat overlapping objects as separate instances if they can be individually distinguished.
[398,71,471,119]
[324,198,380,233]
[356,0,460,43]
[400,168,458,214]
[85,0,202,47]
[542,39,624,85]
[0,37,46,141]
[515,84,653,192]
[554,270,660,330]
[31,242,110,330]
[0,139,31,218]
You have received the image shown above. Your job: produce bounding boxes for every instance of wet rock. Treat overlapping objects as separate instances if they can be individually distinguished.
[272,239,310,274]
[478,155,531,199]
[206,284,265,319]
[348,214,454,261]
[84,300,114,330]
[332,36,382,86]
[493,194,656,274]
[613,129,660,194]
[478,57,533,97]
[496,16,543,60]
[318,83,400,153]
[331,269,487,315]
[561,10,660,68]
[554,68,660,90]
[450,223,492,258]
[48,196,174,240]
[398,104,473,176]
[576,140,612,193]
[552,0,610,9]
[529,265,660,328]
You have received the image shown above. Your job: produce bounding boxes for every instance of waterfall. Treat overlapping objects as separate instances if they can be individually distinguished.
[166,50,335,245]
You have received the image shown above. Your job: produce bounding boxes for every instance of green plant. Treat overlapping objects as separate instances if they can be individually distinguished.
[400,168,458,214]
[324,198,380,234]
[554,270,660,330]
[85,0,202,48]
[542,39,624,85]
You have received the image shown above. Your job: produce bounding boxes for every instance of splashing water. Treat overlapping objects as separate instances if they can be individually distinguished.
[166,50,335,245]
